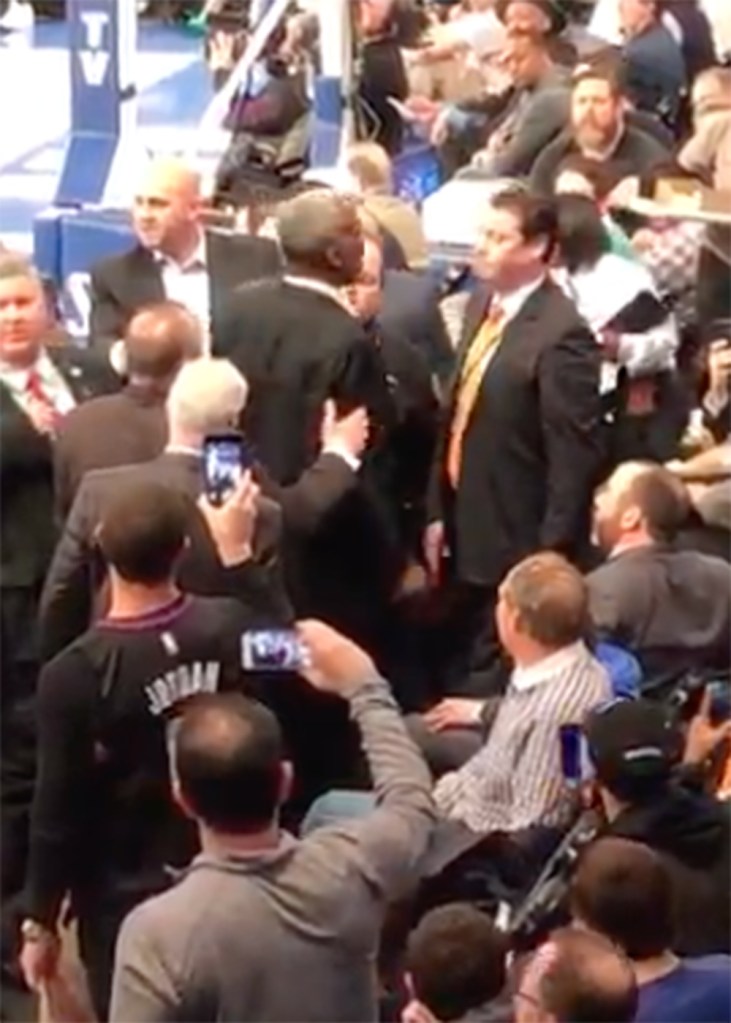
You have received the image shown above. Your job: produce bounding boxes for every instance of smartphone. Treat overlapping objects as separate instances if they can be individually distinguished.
[203,432,251,506]
[241,630,308,672]
[559,724,592,788]
[707,680,731,726]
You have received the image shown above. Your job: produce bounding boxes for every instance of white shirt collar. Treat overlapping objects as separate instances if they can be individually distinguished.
[155,232,207,272]
[283,274,352,313]
[511,641,588,692]
[493,275,545,325]
[0,349,55,389]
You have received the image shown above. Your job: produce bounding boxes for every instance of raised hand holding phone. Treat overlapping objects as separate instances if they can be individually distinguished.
[198,469,260,566]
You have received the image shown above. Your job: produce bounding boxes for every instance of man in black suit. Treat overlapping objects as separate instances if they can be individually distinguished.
[54,301,203,522]
[215,188,394,483]
[590,461,731,684]
[0,252,115,982]
[425,189,605,696]
[381,268,455,388]
[88,156,281,352]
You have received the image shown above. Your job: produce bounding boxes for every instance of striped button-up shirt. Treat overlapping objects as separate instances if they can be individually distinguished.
[434,642,610,835]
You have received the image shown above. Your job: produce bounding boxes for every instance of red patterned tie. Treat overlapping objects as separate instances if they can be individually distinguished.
[26,368,61,431]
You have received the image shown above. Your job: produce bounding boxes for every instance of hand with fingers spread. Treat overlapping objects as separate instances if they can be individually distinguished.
[296,620,379,699]
[198,470,260,566]
[423,697,484,733]
[320,399,370,465]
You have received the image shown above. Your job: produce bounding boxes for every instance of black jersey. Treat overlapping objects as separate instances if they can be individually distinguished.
[27,593,271,925]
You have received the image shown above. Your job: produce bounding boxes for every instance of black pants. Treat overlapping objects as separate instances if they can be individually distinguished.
[424,580,510,701]
[1,586,42,969]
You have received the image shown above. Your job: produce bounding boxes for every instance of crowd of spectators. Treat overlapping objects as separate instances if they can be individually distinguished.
[1,1,730,1021]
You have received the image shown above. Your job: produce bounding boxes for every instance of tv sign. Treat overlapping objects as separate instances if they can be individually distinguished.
[78,11,110,87]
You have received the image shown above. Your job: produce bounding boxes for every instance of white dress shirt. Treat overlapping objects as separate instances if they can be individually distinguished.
[158,234,210,349]
[0,351,76,420]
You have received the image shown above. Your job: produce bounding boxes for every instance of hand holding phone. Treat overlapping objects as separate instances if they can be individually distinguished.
[198,462,260,567]
[559,724,592,789]
[241,630,309,672]
[203,432,252,507]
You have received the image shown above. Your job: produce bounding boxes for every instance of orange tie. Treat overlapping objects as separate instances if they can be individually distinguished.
[446,304,504,489]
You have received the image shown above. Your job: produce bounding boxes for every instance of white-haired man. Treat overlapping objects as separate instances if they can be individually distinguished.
[39,357,369,661]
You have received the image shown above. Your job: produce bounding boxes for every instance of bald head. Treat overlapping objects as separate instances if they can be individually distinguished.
[132,157,202,259]
[124,302,203,386]
[516,928,637,1023]
[276,189,364,286]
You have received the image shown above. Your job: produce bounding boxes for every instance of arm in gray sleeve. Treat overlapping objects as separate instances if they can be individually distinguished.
[347,678,437,899]
[487,90,570,180]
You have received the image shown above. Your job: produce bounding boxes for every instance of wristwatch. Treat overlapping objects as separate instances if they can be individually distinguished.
[20,919,53,943]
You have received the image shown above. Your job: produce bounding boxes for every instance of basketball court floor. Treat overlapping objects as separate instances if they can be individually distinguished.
[0,17,211,252]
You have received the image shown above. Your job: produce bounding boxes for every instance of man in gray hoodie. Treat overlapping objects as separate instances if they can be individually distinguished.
[110,620,436,1023]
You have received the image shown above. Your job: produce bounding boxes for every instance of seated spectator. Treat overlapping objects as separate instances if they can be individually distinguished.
[570,837,731,1021]
[616,0,686,129]
[585,698,731,954]
[589,461,731,680]
[530,62,669,196]
[456,29,571,180]
[53,301,203,522]
[678,66,731,328]
[425,553,609,872]
[514,927,638,1023]
[403,904,508,1023]
[109,623,436,1023]
[495,0,577,66]
[554,154,637,259]
[343,142,430,270]
[552,193,683,462]
[89,156,280,352]
[305,553,609,883]
[19,478,277,1018]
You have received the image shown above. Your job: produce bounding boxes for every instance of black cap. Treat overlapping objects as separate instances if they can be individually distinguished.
[585,699,683,794]
[495,0,568,36]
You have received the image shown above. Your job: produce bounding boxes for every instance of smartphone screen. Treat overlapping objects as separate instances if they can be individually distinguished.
[203,433,250,506]
[559,724,593,788]
[707,680,731,726]
[241,630,308,672]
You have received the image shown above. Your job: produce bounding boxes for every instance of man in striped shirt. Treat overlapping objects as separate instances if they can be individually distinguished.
[431,552,610,852]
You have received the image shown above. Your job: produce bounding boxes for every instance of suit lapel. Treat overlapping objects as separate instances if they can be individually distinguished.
[125,246,165,308]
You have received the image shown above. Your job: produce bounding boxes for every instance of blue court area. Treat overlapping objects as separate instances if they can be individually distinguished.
[0,18,211,251]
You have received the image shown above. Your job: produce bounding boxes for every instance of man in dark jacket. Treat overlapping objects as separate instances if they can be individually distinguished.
[0,252,115,982]
[586,699,731,955]
[530,62,668,195]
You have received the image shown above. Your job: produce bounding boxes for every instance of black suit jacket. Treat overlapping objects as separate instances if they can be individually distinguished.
[214,279,395,483]
[431,278,605,588]
[0,347,117,591]
[381,270,455,385]
[88,230,282,349]
[53,384,169,523]
[38,451,291,661]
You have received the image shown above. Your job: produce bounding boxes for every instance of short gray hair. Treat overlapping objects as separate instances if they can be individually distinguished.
[166,357,248,438]
[275,189,354,264]
[0,250,42,287]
